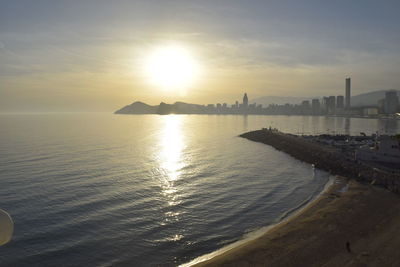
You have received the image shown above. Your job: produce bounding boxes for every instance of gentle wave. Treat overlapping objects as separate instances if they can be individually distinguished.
[1,114,396,266]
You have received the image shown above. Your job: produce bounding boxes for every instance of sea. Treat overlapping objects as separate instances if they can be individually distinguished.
[0,114,398,266]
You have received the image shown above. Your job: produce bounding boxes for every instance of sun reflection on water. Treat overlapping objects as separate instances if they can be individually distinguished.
[160,115,185,182]
[157,115,186,236]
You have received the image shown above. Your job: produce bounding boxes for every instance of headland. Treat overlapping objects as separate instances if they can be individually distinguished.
[240,129,400,193]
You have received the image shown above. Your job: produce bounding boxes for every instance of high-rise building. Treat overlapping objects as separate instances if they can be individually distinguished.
[311,99,321,115]
[384,91,399,114]
[243,93,248,108]
[327,96,336,114]
[301,100,311,115]
[345,78,351,109]
[336,95,344,109]
[321,96,329,114]
[301,100,310,108]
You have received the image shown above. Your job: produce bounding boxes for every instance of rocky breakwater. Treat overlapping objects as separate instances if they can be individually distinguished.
[240,129,400,194]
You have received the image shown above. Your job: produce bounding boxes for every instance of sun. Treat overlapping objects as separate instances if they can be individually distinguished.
[145,44,200,90]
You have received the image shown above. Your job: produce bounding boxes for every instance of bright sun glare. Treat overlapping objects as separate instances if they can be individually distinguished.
[145,45,200,90]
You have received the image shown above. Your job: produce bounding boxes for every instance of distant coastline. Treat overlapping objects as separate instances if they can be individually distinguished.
[115,88,400,117]
[114,101,400,120]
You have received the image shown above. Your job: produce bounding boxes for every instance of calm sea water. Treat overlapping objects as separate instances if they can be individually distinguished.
[0,114,398,266]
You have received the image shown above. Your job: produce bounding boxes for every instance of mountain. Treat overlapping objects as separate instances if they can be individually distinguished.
[115,89,400,115]
[114,101,158,114]
[114,101,208,115]
[171,102,207,113]
[350,90,400,107]
[157,102,208,114]
[251,90,400,107]
[250,96,312,106]
[156,102,175,115]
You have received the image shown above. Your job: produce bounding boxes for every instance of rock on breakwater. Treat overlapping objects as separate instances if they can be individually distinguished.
[240,129,400,194]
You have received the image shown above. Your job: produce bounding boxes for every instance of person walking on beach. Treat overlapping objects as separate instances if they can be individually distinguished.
[346,241,352,253]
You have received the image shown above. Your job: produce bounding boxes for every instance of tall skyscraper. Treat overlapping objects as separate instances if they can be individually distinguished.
[345,78,351,109]
[243,93,248,108]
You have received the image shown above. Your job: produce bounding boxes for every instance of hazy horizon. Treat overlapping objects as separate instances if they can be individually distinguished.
[1,0,400,112]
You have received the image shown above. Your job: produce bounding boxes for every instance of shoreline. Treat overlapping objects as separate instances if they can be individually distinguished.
[181,175,337,266]
[190,177,400,266]
[183,129,400,266]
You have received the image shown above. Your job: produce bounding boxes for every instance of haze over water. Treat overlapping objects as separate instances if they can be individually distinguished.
[0,113,398,266]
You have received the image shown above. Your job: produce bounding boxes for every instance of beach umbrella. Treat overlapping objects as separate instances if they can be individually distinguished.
[0,209,13,246]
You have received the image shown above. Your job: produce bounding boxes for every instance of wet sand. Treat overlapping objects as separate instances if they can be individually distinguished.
[193,177,400,267]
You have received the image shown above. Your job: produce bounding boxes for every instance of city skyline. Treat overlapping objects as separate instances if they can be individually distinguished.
[1,1,400,112]
[116,80,400,116]
[2,2,400,266]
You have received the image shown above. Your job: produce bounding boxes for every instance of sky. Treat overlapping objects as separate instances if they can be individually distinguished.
[1,0,400,112]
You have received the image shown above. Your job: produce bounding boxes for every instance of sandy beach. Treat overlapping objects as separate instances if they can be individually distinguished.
[191,177,400,266]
